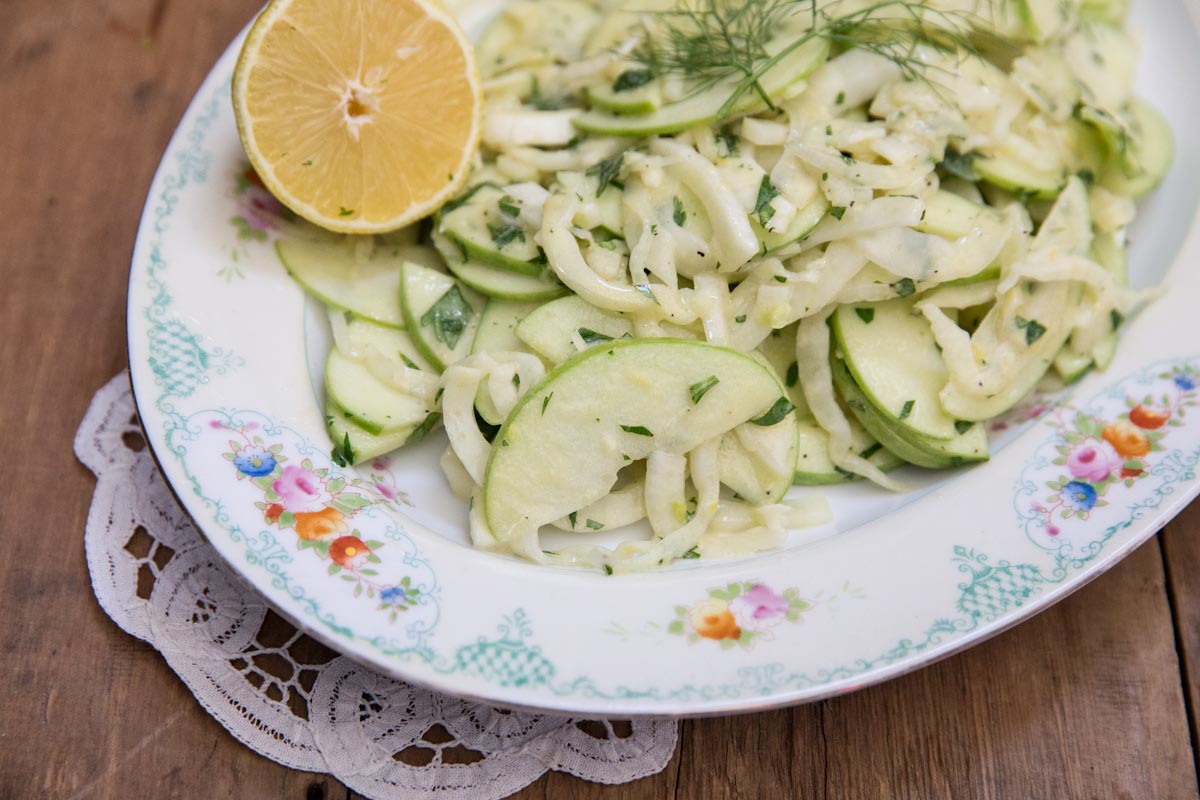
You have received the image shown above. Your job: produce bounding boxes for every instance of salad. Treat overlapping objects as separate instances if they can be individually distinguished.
[266,0,1173,572]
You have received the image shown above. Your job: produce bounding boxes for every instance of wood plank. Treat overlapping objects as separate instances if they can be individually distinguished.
[675,709,825,798]
[1160,496,1200,780]
[818,538,1196,800]
[0,0,345,797]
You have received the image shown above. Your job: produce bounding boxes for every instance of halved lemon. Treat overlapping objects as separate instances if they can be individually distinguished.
[232,0,483,233]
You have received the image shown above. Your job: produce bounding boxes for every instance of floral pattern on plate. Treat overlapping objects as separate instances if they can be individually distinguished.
[1016,360,1200,562]
[667,582,812,650]
[203,415,438,632]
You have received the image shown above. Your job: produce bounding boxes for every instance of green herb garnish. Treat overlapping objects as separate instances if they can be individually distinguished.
[331,433,357,468]
[613,68,654,92]
[855,307,875,324]
[586,152,625,197]
[753,175,781,225]
[420,285,474,349]
[498,195,521,218]
[578,327,615,344]
[939,149,979,181]
[588,519,606,530]
[673,196,687,227]
[750,397,795,426]
[689,376,720,404]
[406,412,442,446]
[488,221,526,248]
[1015,316,1047,345]
[892,278,916,297]
[898,400,915,420]
[621,424,654,437]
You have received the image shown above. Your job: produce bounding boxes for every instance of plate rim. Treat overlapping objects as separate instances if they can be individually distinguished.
[125,3,1200,717]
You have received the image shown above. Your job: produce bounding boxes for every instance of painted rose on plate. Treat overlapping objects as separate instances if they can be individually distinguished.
[669,582,811,650]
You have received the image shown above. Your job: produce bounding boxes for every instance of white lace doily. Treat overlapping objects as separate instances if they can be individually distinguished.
[76,374,678,799]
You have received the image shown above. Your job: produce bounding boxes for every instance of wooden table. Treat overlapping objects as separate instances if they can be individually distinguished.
[3,0,1199,796]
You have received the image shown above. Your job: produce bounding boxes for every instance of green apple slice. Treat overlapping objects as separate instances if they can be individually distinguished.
[831,352,989,470]
[325,400,438,465]
[793,417,905,485]
[277,237,405,329]
[831,299,963,441]
[325,349,430,436]
[483,339,791,547]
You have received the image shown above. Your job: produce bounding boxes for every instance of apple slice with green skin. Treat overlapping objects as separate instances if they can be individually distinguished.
[399,261,486,371]
[436,184,544,276]
[831,298,963,441]
[483,339,793,554]
[792,416,904,486]
[277,237,406,329]
[325,350,430,436]
[831,352,989,470]
[325,399,440,466]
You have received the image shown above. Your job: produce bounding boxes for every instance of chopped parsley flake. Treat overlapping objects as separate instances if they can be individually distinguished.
[406,412,441,446]
[898,399,915,420]
[498,195,521,218]
[954,420,975,435]
[568,511,577,528]
[542,393,553,415]
[620,424,654,437]
[681,546,701,560]
[750,397,796,426]
[586,152,625,197]
[488,221,526,248]
[939,149,980,181]
[689,376,720,404]
[785,362,799,388]
[587,519,605,530]
[753,175,781,226]
[830,205,847,221]
[613,68,654,92]
[673,196,687,227]
[400,354,421,370]
[338,207,354,217]
[892,278,917,297]
[578,327,614,344]
[735,314,747,323]
[855,307,875,324]
[330,433,357,468]
[420,285,474,349]
[1015,316,1047,345]
[603,563,614,574]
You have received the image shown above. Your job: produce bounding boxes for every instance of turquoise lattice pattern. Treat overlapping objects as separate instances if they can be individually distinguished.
[143,79,242,404]
[454,611,555,688]
[953,547,1047,621]
[149,318,212,398]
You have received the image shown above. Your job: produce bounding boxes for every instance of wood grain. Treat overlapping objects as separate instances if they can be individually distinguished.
[1162,498,1200,784]
[1,0,1198,797]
